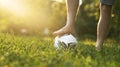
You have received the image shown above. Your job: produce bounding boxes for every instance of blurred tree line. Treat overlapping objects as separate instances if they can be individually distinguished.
[0,0,120,38]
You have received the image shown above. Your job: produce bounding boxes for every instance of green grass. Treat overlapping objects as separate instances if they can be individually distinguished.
[0,33,120,67]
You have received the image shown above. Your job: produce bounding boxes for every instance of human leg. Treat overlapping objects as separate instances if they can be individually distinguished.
[53,0,80,36]
[96,3,112,50]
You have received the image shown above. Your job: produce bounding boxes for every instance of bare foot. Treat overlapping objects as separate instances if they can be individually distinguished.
[96,41,103,51]
[53,25,77,36]
[96,44,101,51]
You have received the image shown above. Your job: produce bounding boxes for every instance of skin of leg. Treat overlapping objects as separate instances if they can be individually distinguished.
[53,0,80,36]
[96,3,112,50]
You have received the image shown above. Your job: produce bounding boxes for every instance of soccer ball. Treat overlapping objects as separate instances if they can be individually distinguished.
[54,34,78,49]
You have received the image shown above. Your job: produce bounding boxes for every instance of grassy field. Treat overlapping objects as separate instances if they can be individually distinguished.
[0,33,120,67]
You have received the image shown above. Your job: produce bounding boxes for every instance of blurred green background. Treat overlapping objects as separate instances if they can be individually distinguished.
[0,0,120,39]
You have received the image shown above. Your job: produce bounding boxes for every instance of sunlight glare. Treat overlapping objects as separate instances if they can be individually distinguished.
[0,0,29,17]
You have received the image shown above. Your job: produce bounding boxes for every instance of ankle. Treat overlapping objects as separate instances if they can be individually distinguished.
[96,39,104,50]
[65,24,75,29]
[66,22,75,27]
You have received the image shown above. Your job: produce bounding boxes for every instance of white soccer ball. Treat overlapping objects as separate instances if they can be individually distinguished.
[54,34,78,49]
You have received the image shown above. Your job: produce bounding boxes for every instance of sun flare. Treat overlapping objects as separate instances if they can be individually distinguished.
[0,0,29,17]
